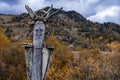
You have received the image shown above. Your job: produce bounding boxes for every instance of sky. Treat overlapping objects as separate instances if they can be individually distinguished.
[0,0,120,25]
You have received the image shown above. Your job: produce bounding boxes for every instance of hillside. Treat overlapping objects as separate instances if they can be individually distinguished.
[0,8,120,80]
[0,8,120,50]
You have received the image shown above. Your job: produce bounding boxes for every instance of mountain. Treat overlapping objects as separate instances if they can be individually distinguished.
[0,8,120,50]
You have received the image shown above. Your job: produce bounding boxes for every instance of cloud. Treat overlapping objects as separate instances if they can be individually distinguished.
[44,0,101,17]
[87,6,120,24]
[0,0,49,14]
[0,0,26,14]
[25,0,45,10]
[0,0,19,5]
[0,0,120,24]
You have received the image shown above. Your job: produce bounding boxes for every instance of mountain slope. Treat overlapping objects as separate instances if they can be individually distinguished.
[0,8,120,50]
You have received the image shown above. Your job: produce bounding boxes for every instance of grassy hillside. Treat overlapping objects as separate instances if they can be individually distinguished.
[0,8,120,50]
[0,8,120,80]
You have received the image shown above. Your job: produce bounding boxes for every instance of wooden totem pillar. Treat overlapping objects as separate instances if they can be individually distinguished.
[22,5,62,80]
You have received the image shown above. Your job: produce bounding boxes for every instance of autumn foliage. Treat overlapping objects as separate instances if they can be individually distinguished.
[0,28,120,80]
[45,34,120,80]
[0,28,26,80]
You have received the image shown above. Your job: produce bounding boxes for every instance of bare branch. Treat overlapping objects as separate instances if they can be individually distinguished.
[25,5,35,19]
[25,4,63,22]
[43,4,53,17]
[46,7,63,20]
[41,10,47,14]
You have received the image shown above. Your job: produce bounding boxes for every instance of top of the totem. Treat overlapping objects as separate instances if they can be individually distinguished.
[25,4,63,22]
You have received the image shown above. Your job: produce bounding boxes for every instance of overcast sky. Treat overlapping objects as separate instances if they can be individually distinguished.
[0,0,120,24]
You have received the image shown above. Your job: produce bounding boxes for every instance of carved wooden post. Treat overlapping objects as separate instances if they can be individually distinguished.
[22,5,62,80]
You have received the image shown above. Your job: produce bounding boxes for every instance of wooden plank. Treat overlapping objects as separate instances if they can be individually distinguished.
[32,21,45,80]
[24,4,62,80]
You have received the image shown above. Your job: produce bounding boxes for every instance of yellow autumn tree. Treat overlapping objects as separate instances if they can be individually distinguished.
[45,33,75,80]
[0,27,26,80]
[0,28,9,46]
[107,42,120,52]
